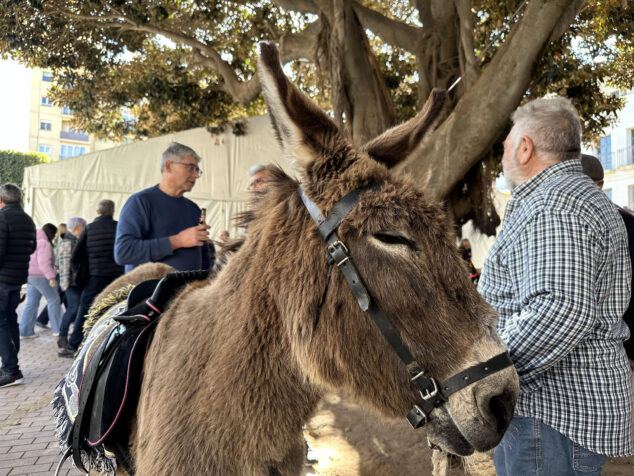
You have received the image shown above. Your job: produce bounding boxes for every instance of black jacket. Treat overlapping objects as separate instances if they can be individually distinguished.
[0,203,36,285]
[71,215,124,278]
[618,207,634,360]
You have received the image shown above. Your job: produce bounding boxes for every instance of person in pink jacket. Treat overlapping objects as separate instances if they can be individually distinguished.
[19,224,62,338]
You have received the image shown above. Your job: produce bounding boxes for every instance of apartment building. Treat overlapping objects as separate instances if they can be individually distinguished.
[592,89,634,209]
[28,69,117,159]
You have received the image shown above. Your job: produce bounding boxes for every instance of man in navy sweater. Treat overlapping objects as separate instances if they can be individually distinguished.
[114,142,211,273]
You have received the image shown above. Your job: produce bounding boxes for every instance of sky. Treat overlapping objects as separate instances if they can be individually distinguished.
[0,59,31,152]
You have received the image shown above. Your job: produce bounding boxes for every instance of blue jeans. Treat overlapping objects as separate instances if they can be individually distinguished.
[68,276,114,350]
[494,417,606,476]
[19,277,62,336]
[0,282,22,374]
[59,285,81,337]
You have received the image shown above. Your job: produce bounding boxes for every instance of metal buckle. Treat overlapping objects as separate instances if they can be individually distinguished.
[412,375,439,401]
[327,240,349,255]
[327,240,350,267]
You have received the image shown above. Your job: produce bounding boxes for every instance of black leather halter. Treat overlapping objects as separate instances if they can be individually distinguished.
[299,184,513,429]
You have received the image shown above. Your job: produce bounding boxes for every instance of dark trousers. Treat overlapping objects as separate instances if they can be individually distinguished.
[0,282,22,375]
[68,276,114,350]
[59,285,81,337]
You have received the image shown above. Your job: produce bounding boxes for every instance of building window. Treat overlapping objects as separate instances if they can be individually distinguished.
[42,71,53,82]
[38,145,51,155]
[60,144,86,159]
[41,96,52,106]
[39,121,52,131]
[604,188,613,201]
[599,136,612,170]
[61,107,72,115]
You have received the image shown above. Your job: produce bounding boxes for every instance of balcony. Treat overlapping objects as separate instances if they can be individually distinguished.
[601,147,634,170]
[60,131,89,142]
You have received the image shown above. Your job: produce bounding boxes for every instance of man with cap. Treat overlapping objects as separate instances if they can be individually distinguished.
[581,153,634,362]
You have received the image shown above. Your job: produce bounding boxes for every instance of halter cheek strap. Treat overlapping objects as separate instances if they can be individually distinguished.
[298,185,513,429]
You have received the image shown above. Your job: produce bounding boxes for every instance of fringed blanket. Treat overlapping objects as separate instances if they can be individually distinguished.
[52,285,133,475]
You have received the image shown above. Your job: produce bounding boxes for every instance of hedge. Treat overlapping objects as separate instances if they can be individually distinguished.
[0,150,51,187]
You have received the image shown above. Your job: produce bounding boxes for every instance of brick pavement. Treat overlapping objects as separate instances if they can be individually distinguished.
[0,301,82,476]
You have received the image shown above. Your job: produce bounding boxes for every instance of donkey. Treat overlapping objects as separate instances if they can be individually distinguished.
[124,43,520,475]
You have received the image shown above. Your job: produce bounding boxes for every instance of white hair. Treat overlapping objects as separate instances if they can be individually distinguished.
[67,216,86,231]
[248,164,266,177]
[511,96,581,161]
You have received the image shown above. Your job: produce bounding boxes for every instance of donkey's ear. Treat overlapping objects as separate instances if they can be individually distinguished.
[258,42,341,169]
[362,89,447,169]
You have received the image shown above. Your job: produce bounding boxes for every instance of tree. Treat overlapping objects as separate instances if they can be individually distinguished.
[0,150,51,187]
[1,0,632,234]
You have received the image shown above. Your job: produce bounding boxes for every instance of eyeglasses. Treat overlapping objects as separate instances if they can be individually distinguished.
[172,161,202,176]
[249,177,265,190]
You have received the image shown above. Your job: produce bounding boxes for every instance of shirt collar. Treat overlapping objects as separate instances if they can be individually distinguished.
[511,159,583,200]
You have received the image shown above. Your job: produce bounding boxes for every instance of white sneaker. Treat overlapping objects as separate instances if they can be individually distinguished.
[20,334,39,340]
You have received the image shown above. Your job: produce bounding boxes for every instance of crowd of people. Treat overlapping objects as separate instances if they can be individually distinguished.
[1,97,633,473]
[0,142,242,386]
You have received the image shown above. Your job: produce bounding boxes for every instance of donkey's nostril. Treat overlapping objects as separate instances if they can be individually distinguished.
[487,389,514,433]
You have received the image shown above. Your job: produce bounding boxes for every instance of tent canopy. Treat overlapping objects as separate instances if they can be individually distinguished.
[22,115,295,240]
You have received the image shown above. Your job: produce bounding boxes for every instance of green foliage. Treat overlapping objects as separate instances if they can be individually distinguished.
[0,0,631,145]
[0,150,51,187]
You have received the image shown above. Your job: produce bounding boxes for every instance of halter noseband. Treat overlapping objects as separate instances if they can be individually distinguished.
[299,184,513,429]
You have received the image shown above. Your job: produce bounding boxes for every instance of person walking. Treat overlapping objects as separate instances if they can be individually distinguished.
[0,183,36,388]
[35,222,67,330]
[19,223,62,339]
[55,216,86,350]
[114,142,210,272]
[479,97,633,475]
[59,200,123,357]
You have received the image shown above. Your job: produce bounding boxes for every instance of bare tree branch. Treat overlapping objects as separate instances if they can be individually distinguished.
[549,0,586,43]
[396,0,584,200]
[279,20,321,63]
[454,0,479,89]
[49,5,321,105]
[270,0,319,14]
[413,0,433,27]
[274,0,420,52]
[349,1,420,50]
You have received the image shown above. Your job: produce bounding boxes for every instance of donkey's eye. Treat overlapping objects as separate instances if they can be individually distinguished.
[372,233,418,251]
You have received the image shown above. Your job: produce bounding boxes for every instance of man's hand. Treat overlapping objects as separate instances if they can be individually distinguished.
[49,279,57,288]
[169,224,210,250]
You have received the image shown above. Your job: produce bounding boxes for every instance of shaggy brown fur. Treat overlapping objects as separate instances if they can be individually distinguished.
[96,44,518,475]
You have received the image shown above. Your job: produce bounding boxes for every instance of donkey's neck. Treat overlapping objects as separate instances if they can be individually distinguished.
[210,242,323,438]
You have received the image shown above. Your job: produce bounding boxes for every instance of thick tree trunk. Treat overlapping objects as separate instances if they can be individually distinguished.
[396,0,583,202]
[320,0,396,143]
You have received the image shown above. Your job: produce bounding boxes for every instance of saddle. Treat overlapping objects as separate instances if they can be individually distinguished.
[60,270,209,475]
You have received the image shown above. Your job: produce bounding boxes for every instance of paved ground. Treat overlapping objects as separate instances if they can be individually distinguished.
[2,299,633,476]
[0,301,82,476]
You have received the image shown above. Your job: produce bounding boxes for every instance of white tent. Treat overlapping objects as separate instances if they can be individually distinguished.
[22,115,294,240]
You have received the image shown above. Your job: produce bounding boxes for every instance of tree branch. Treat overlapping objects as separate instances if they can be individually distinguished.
[396,0,584,200]
[269,0,319,14]
[49,5,321,106]
[454,0,479,88]
[348,1,420,51]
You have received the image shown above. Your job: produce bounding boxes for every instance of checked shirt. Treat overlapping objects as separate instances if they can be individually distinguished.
[479,159,633,457]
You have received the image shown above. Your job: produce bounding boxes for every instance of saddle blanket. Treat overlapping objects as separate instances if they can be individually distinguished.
[52,293,129,475]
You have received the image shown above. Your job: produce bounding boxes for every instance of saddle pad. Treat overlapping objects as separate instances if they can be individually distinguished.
[53,297,128,475]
